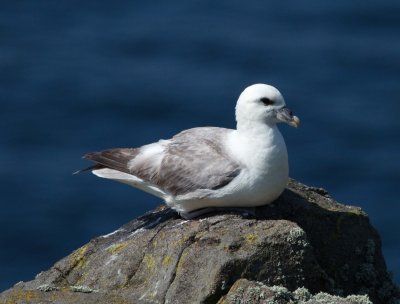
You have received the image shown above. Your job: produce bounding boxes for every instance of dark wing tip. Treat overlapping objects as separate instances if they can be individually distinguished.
[72,169,81,175]
[79,148,137,174]
[83,152,99,160]
[73,164,105,175]
[76,152,101,173]
[75,152,101,174]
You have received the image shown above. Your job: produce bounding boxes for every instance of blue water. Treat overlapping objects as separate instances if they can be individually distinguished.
[1,1,399,291]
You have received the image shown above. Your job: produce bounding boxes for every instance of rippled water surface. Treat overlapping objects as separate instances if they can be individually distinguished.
[1,1,399,290]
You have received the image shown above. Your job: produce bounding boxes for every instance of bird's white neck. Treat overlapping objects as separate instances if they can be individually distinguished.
[236,119,278,142]
[229,119,286,167]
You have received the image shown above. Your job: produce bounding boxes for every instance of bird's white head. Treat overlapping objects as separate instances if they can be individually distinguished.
[235,83,300,129]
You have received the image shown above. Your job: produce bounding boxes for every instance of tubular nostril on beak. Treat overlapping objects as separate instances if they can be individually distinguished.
[275,106,300,128]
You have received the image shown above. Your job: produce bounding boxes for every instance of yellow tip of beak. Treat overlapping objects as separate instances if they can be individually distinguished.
[291,116,300,128]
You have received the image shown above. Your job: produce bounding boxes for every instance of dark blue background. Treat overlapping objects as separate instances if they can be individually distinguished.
[1,1,399,291]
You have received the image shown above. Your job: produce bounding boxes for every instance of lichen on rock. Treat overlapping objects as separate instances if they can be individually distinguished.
[219,279,374,304]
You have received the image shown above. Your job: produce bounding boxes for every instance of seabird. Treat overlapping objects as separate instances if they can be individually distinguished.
[77,84,300,219]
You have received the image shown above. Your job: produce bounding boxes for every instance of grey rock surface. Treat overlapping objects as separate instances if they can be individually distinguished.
[218,279,373,304]
[1,179,399,304]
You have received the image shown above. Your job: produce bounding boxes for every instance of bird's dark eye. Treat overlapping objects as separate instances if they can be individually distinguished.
[260,97,274,106]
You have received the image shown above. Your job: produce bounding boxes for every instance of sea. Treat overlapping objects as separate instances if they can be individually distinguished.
[1,1,399,291]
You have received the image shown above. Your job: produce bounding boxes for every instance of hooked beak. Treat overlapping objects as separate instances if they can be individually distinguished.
[276,107,300,128]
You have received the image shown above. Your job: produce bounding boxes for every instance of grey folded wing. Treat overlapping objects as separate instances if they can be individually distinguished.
[83,127,241,196]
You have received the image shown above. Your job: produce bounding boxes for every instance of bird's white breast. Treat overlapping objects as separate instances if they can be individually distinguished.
[172,125,289,213]
[222,125,289,205]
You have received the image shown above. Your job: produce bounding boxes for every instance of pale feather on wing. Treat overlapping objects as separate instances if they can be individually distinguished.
[83,127,241,196]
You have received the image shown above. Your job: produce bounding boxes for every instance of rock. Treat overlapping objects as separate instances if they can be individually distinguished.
[0,179,398,304]
[218,279,373,304]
